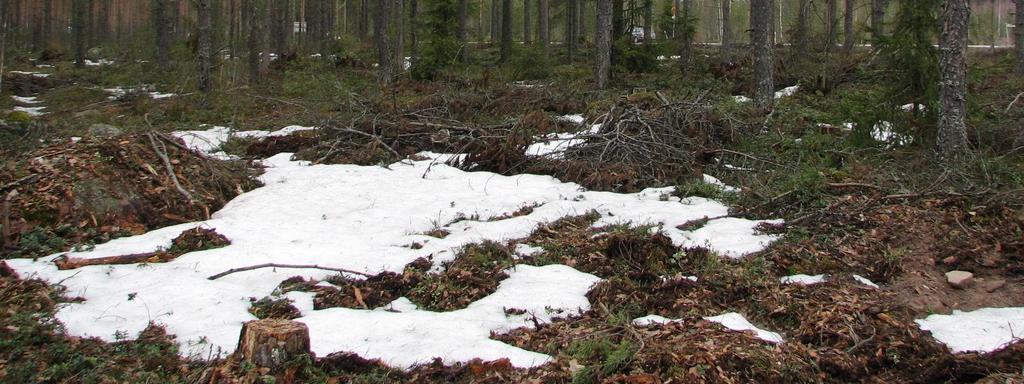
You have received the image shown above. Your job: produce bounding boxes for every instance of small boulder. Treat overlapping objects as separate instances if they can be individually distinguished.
[86,47,104,61]
[87,123,122,138]
[945,270,974,289]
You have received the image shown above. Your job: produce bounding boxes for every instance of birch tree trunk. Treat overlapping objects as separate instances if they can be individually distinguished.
[198,0,213,94]
[751,0,774,109]
[595,0,612,89]
[938,0,969,159]
[500,0,512,62]
[540,0,549,57]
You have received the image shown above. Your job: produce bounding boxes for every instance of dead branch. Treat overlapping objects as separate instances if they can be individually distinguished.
[1006,92,1024,113]
[208,263,374,280]
[0,174,39,193]
[53,251,182,270]
[147,132,194,203]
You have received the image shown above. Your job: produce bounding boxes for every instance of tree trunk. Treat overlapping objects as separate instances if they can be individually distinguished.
[272,0,288,55]
[825,0,838,53]
[843,0,854,52]
[500,0,512,62]
[539,0,549,57]
[568,0,578,61]
[410,0,418,58]
[236,319,312,382]
[1017,0,1024,74]
[642,0,651,41]
[578,0,586,43]
[595,0,611,88]
[721,0,731,61]
[458,0,468,61]
[938,0,969,159]
[524,0,532,43]
[248,0,263,85]
[491,0,499,42]
[153,0,170,68]
[679,0,692,64]
[359,0,369,39]
[795,0,809,57]
[751,0,773,109]
[871,0,888,40]
[612,0,623,38]
[198,0,213,94]
[375,0,394,83]
[394,0,404,73]
[73,0,88,68]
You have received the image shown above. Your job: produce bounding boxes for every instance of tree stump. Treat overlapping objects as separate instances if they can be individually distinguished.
[236,319,312,378]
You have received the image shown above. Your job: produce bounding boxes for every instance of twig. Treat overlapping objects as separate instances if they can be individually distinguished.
[827,182,883,191]
[332,127,404,161]
[0,174,39,193]
[208,263,373,280]
[147,132,194,203]
[1006,92,1024,113]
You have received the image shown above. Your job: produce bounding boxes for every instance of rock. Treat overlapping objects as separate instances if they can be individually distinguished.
[980,278,1006,293]
[86,47,103,61]
[945,270,974,289]
[87,123,122,137]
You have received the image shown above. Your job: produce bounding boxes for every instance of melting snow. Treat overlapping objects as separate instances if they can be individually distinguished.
[774,85,800,99]
[12,95,41,104]
[105,86,177,100]
[525,124,603,158]
[9,70,51,78]
[13,106,47,116]
[170,125,317,159]
[633,312,784,343]
[8,152,780,365]
[780,274,826,285]
[916,308,1024,353]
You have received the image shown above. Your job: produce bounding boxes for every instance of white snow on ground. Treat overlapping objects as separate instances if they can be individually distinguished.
[12,95,41,104]
[732,95,752,103]
[514,244,545,258]
[916,308,1024,353]
[557,114,586,125]
[774,85,800,99]
[900,103,927,112]
[85,59,116,66]
[852,275,879,288]
[633,312,784,343]
[8,152,780,366]
[702,174,740,193]
[104,86,178,100]
[9,70,51,78]
[705,313,784,343]
[170,125,317,159]
[304,265,599,368]
[871,121,913,146]
[525,124,603,158]
[780,274,827,285]
[13,106,47,116]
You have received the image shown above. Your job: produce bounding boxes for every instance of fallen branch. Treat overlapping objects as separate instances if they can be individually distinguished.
[208,263,374,280]
[827,183,883,191]
[53,251,183,270]
[147,132,194,203]
[332,127,403,161]
[0,174,39,193]
[1006,92,1024,113]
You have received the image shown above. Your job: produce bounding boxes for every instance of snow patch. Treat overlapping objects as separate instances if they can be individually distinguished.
[9,70,50,78]
[916,308,1024,353]
[14,106,47,116]
[774,85,800,99]
[780,274,827,285]
[12,95,41,104]
[633,313,784,343]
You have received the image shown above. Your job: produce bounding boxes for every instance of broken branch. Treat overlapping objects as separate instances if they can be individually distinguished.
[208,263,374,280]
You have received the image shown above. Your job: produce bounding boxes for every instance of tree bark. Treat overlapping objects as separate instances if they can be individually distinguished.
[795,0,809,58]
[410,0,418,58]
[642,0,652,41]
[375,0,394,83]
[248,0,264,85]
[679,0,692,64]
[1016,0,1024,74]
[198,0,213,94]
[359,0,369,39]
[236,319,312,381]
[394,0,404,73]
[751,0,774,109]
[524,0,532,43]
[611,0,623,38]
[595,0,611,88]
[500,0,512,62]
[568,0,578,61]
[843,0,854,52]
[153,0,170,68]
[721,0,731,60]
[539,0,549,57]
[825,0,838,53]
[73,0,88,68]
[938,0,969,159]
[872,0,888,40]
[491,0,499,42]
[458,0,468,61]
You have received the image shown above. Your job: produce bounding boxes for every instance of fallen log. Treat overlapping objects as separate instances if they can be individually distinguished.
[53,251,180,270]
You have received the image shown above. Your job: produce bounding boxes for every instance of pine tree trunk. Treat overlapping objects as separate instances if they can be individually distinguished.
[825,0,838,53]
[539,0,549,57]
[359,0,368,39]
[248,0,262,85]
[568,0,577,61]
[871,0,887,40]
[375,0,393,83]
[938,0,969,160]
[751,0,773,109]
[578,0,586,43]
[795,0,809,57]
[500,0,512,62]
[721,0,731,61]
[458,0,468,61]
[642,0,651,41]
[843,0,854,52]
[394,0,404,72]
[409,0,418,58]
[679,0,692,64]
[524,0,532,43]
[153,0,170,68]
[198,0,213,94]
[1016,0,1024,74]
[595,0,611,88]
[611,0,622,38]
[43,0,53,50]
[491,0,499,42]
[73,0,90,68]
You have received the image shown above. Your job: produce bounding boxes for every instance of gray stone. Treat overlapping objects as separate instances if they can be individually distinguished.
[945,270,974,289]
[87,123,122,138]
[86,47,103,61]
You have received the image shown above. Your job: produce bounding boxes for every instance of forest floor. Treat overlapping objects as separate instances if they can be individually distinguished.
[1,45,1023,383]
